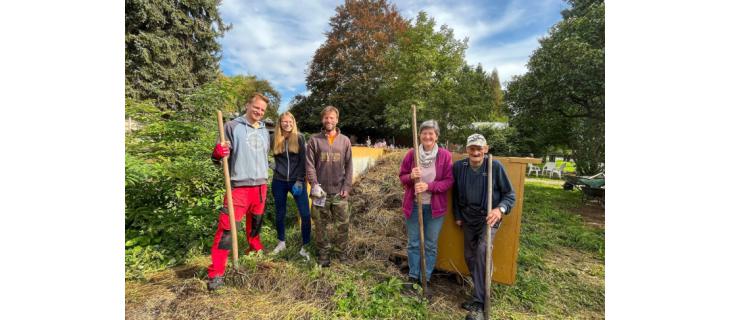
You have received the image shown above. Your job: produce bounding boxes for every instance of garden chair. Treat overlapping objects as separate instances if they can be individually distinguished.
[527,163,541,176]
[541,162,556,177]
[548,162,567,179]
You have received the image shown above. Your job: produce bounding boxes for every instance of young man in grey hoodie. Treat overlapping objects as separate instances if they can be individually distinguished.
[305,106,353,267]
[207,93,271,291]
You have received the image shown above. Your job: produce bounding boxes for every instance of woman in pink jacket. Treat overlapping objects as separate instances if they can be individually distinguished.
[399,120,454,287]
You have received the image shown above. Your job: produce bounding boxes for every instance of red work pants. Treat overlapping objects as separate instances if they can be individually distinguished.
[207,185,267,278]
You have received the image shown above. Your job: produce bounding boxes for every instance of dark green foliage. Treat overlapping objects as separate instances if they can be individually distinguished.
[482,126,519,156]
[125,99,222,277]
[489,68,507,121]
[126,0,230,109]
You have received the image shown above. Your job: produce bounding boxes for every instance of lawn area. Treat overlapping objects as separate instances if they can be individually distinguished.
[496,178,605,319]
[126,167,604,319]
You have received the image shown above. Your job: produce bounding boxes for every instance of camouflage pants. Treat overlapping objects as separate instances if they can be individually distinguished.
[311,194,350,262]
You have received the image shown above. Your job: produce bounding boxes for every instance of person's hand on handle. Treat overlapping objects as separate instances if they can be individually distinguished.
[486,208,502,227]
[339,190,349,198]
[455,220,463,227]
[213,141,230,159]
[414,182,428,194]
[410,167,422,180]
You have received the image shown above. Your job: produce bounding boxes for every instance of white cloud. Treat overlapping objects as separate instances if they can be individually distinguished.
[219,1,340,96]
[466,33,548,86]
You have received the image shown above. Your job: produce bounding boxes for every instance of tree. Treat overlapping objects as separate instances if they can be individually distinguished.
[489,69,506,120]
[506,0,604,174]
[380,11,472,143]
[290,0,407,137]
[126,0,230,109]
[447,64,502,144]
[184,74,281,122]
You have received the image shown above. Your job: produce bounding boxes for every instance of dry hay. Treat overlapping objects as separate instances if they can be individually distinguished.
[346,151,409,262]
[126,257,335,320]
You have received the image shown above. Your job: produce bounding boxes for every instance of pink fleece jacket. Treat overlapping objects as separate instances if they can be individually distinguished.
[399,147,454,219]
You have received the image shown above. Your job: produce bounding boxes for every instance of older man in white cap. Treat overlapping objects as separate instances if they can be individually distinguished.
[452,133,516,320]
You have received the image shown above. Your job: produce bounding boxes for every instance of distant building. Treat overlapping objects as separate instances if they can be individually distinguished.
[470,121,509,130]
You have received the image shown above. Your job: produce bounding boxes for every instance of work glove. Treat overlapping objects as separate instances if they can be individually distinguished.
[249,214,264,237]
[312,194,326,207]
[310,184,326,207]
[292,181,304,196]
[310,184,325,198]
[212,143,229,159]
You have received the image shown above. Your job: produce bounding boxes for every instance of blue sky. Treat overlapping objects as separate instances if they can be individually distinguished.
[219,0,568,113]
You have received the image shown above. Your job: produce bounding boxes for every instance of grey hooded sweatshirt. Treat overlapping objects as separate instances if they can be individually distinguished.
[212,116,270,187]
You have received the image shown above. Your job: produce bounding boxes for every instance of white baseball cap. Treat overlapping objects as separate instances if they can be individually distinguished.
[466,133,487,147]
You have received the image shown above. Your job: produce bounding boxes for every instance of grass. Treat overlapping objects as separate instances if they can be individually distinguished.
[126,161,604,319]
[492,181,605,319]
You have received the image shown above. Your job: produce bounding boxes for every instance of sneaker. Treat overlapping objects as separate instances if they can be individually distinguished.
[461,301,483,312]
[207,276,224,291]
[272,241,286,254]
[299,247,311,261]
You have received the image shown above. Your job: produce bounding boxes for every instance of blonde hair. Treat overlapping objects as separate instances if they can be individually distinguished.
[248,92,270,104]
[273,112,300,155]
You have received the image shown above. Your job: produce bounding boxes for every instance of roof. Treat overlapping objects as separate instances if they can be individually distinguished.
[470,122,509,130]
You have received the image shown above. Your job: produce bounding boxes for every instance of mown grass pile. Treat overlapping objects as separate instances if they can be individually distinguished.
[126,151,604,319]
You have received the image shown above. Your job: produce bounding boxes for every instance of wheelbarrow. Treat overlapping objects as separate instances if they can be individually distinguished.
[563,172,605,208]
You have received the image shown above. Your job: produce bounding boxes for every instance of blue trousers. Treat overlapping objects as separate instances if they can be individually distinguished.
[272,179,311,244]
[406,202,445,281]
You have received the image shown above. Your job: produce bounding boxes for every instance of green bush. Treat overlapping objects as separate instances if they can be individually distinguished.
[125,98,224,278]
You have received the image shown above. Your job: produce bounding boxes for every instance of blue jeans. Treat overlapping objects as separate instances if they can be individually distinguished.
[272,179,311,244]
[406,202,445,281]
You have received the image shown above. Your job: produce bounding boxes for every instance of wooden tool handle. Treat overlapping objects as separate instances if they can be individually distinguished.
[485,154,493,319]
[411,105,428,294]
[217,111,239,271]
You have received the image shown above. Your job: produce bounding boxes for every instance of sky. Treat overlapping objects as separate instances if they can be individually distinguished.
[218,0,569,113]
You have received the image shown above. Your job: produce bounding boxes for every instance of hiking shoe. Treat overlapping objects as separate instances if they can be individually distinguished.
[272,241,286,254]
[461,301,483,312]
[207,276,224,291]
[299,247,311,261]
[464,310,484,320]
